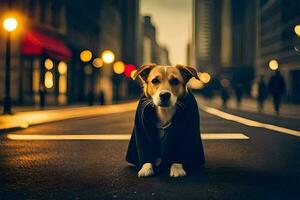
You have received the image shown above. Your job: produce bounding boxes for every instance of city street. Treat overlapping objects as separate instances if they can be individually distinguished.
[1,1,300,199]
[0,98,299,200]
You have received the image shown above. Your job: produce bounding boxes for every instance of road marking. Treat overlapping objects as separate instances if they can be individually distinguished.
[6,133,249,141]
[200,105,300,138]
[202,133,249,140]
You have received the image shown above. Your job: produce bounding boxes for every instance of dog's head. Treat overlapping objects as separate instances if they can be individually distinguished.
[133,64,199,107]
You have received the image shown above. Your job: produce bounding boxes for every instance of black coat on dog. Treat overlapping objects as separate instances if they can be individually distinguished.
[126,92,205,171]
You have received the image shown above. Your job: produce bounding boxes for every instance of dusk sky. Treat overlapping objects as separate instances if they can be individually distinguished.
[141,0,192,65]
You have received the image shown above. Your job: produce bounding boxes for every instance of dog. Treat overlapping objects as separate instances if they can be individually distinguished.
[126,64,205,178]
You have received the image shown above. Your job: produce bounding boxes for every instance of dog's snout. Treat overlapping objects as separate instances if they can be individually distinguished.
[159,91,171,102]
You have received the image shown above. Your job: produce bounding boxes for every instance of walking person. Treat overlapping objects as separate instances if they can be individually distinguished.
[257,76,268,112]
[221,86,230,109]
[268,70,286,115]
[234,83,243,108]
[220,79,230,109]
[99,90,105,105]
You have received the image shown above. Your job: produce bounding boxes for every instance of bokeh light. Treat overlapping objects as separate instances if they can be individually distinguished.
[199,72,211,83]
[101,50,115,64]
[188,77,204,89]
[59,76,67,93]
[58,61,67,74]
[44,71,54,89]
[294,25,300,37]
[3,17,18,32]
[93,58,103,68]
[84,65,93,75]
[45,58,54,70]
[130,69,137,79]
[80,50,92,62]
[221,79,230,87]
[113,61,125,74]
[124,64,137,78]
[269,59,279,70]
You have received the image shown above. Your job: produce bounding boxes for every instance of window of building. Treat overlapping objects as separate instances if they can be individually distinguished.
[29,0,36,18]
[39,0,46,23]
[51,1,62,28]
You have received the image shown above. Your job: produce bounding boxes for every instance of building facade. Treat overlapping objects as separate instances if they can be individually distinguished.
[191,0,256,93]
[142,16,170,65]
[0,0,141,109]
[0,0,71,107]
[256,0,300,103]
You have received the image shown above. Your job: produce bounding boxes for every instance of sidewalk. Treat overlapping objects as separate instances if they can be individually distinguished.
[198,96,300,120]
[10,104,88,113]
[0,102,137,132]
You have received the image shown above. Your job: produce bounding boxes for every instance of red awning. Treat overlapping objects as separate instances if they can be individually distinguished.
[22,30,72,61]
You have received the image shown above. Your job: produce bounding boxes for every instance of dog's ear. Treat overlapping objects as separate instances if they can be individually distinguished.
[176,64,200,82]
[133,63,156,82]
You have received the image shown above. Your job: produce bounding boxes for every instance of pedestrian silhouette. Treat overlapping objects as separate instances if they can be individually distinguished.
[88,90,94,106]
[257,76,268,111]
[221,86,230,109]
[99,90,105,105]
[234,83,243,108]
[39,84,46,109]
[268,70,286,115]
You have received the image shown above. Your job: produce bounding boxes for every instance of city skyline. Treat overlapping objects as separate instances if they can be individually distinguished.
[141,0,192,65]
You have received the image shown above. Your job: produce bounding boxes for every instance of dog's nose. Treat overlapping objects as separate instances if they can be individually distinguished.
[159,91,171,102]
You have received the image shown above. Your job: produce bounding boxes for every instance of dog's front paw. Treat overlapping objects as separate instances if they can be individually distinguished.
[170,163,186,178]
[138,163,154,178]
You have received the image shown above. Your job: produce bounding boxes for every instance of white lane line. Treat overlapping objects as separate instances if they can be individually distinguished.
[202,133,249,140]
[6,133,249,141]
[200,105,300,138]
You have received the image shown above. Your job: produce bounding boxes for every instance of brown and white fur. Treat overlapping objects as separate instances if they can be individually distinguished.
[133,64,199,178]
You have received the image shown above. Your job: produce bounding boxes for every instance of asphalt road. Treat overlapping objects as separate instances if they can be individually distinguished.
[0,101,300,200]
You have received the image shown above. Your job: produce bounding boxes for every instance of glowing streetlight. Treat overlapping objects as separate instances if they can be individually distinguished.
[113,61,125,74]
[45,58,54,70]
[92,58,103,68]
[80,50,92,62]
[294,25,300,37]
[58,61,67,75]
[3,17,18,32]
[101,50,115,64]
[2,17,18,114]
[44,71,54,89]
[269,59,279,71]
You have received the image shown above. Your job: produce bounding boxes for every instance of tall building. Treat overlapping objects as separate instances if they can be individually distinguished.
[0,0,71,106]
[256,0,300,103]
[68,0,141,103]
[141,16,170,65]
[0,0,141,108]
[193,0,221,75]
[66,0,101,104]
[191,0,256,93]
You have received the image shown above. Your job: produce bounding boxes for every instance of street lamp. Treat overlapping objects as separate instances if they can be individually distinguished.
[80,50,92,62]
[269,59,279,71]
[101,50,115,64]
[113,61,125,74]
[2,17,18,114]
[92,58,103,68]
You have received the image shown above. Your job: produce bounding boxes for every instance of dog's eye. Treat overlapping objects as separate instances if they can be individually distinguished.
[169,78,180,85]
[151,78,160,84]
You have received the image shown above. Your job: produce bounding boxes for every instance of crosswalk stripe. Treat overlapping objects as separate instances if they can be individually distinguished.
[6,133,249,141]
